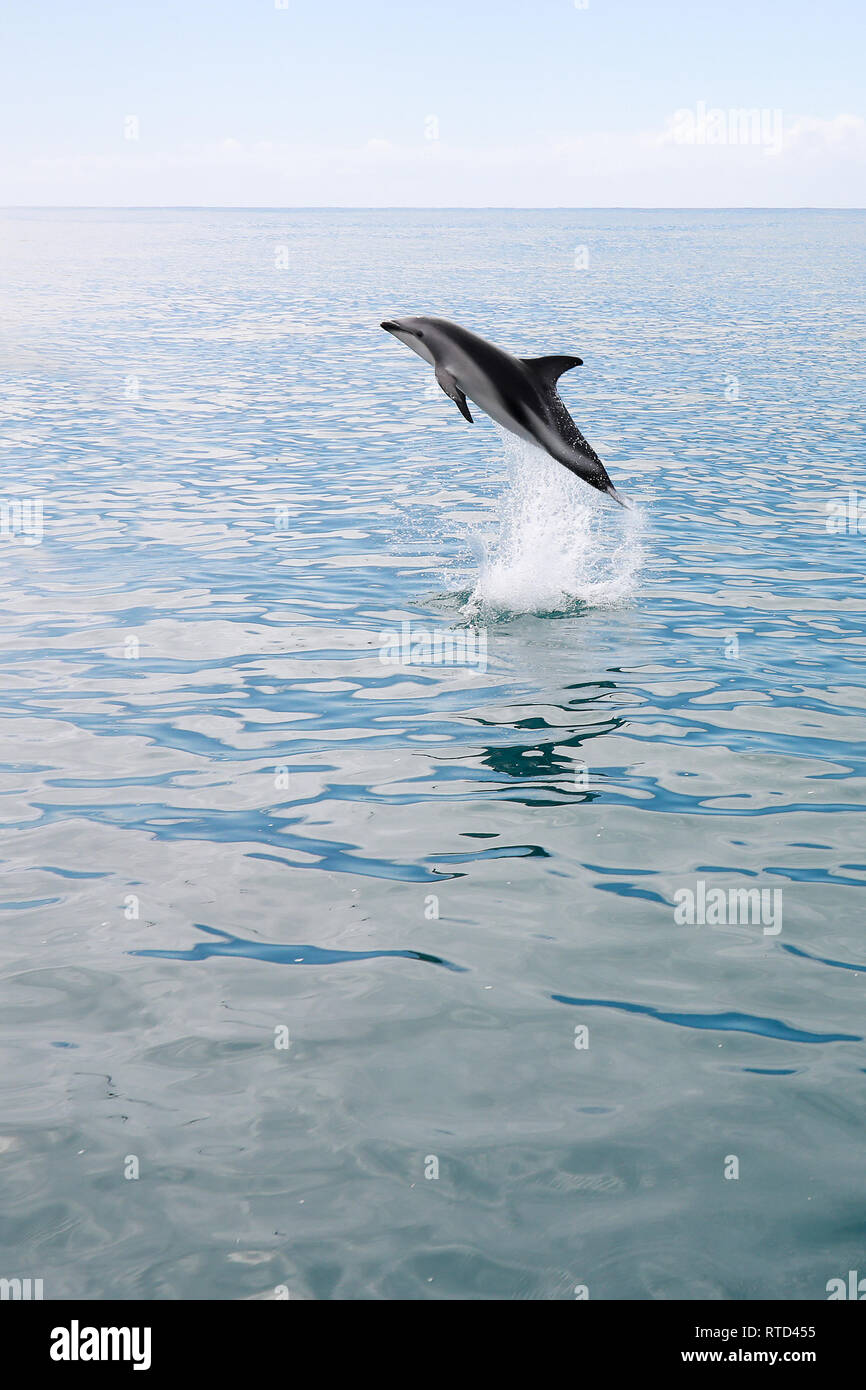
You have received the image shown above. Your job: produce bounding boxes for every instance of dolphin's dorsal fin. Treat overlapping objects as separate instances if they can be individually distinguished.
[522,355,583,387]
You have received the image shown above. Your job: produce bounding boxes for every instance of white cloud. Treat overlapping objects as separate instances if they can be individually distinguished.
[2,114,864,206]
[784,113,866,151]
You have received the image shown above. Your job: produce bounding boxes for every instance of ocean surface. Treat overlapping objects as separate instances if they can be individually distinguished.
[0,208,863,1301]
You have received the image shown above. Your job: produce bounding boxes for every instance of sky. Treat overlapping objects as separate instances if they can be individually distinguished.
[1,0,864,206]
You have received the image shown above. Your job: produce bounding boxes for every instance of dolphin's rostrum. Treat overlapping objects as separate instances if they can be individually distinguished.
[380,315,626,505]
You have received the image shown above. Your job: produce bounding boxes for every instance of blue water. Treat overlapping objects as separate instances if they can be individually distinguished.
[0,208,864,1300]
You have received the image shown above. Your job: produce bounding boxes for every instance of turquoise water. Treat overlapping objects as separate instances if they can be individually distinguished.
[0,208,864,1300]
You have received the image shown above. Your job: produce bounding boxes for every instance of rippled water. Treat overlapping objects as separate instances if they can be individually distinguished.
[0,209,864,1300]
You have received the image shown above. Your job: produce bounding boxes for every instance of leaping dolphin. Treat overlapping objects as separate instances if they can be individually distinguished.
[380,315,626,505]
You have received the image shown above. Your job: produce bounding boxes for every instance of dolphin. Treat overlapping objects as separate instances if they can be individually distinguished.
[380,314,626,505]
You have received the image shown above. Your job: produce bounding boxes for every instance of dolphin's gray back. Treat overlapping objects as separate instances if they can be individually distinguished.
[430,317,603,467]
[428,317,558,435]
[428,317,528,393]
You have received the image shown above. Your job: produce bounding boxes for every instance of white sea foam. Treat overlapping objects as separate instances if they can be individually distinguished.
[463,431,646,615]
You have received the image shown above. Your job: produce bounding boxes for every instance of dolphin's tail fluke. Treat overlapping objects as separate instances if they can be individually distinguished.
[605,485,631,509]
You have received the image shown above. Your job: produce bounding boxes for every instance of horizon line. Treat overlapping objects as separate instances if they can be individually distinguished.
[2,203,866,213]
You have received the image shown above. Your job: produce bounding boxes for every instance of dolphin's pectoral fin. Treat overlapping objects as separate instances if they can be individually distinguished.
[435,367,473,423]
[522,355,583,386]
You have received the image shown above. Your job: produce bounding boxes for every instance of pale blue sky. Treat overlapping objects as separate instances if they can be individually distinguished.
[1,0,864,204]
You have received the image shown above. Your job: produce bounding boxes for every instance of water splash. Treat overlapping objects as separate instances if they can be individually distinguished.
[463,431,646,616]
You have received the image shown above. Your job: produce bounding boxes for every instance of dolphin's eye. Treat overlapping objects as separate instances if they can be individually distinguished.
[416,330,424,339]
